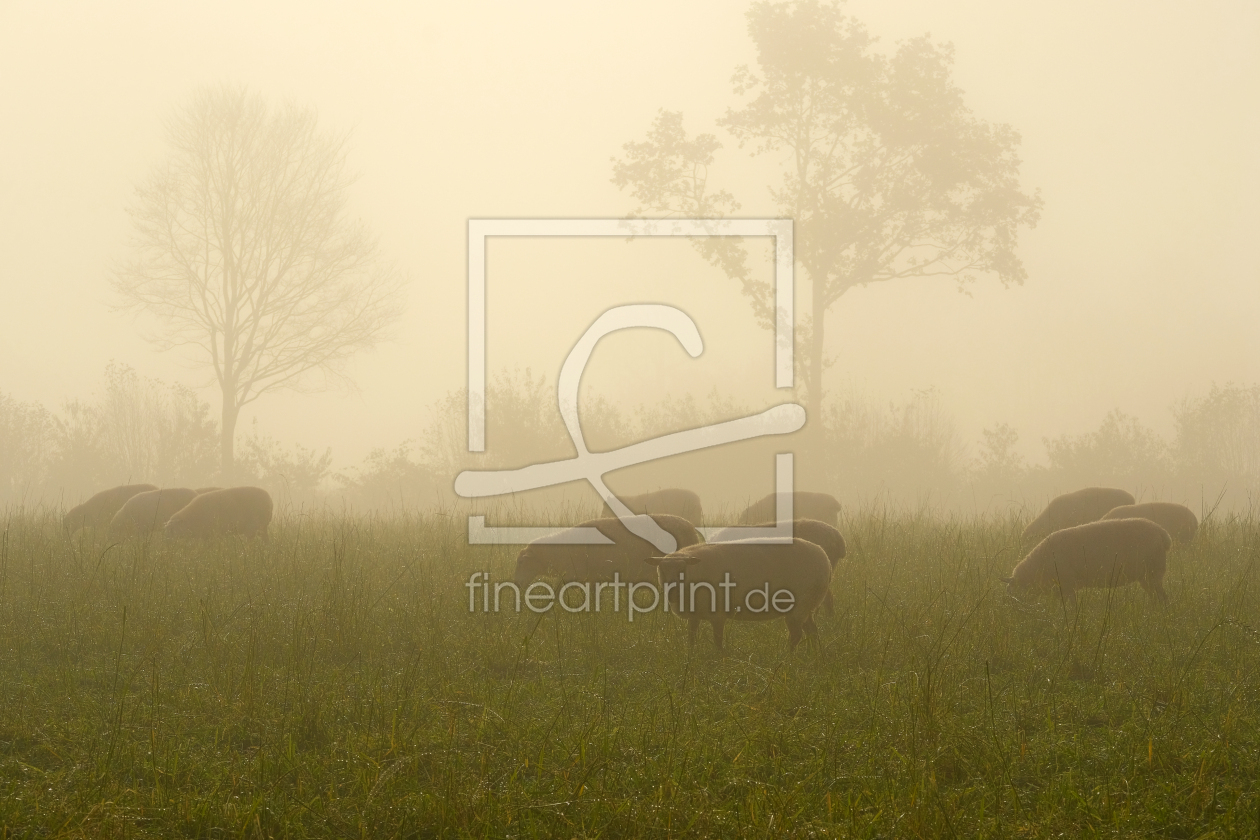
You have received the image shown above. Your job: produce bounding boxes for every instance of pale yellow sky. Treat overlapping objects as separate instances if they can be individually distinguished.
[1,0,1257,469]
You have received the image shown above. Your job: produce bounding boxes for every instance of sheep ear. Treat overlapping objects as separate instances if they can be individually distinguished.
[999,576,1013,584]
[643,555,665,566]
[685,555,704,565]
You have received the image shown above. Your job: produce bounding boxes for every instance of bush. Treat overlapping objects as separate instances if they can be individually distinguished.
[237,419,333,509]
[44,363,220,502]
[336,442,444,511]
[0,391,56,502]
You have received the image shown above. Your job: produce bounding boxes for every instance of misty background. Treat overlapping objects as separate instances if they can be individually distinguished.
[1,1,1258,515]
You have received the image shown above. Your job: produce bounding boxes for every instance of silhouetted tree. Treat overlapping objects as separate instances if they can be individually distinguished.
[613,0,1041,436]
[113,85,403,475]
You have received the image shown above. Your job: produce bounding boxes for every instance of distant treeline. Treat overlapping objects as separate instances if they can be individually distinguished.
[422,370,1260,517]
[3,365,1259,515]
[0,364,441,511]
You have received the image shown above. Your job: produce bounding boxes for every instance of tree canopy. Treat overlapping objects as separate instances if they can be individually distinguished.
[614,0,1041,431]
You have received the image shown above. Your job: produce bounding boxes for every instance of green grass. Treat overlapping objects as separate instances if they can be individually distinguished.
[1,507,1258,838]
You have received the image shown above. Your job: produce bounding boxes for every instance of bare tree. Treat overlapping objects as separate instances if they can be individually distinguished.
[613,1,1041,446]
[113,85,403,475]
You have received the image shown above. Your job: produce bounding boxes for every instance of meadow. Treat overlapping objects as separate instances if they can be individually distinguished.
[0,506,1258,838]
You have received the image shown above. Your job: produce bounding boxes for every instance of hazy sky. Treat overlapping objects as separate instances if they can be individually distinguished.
[1,0,1257,469]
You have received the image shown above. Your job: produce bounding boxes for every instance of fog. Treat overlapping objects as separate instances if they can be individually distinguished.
[1,0,1258,511]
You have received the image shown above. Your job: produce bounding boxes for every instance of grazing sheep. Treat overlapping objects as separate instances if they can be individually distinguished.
[647,538,832,650]
[711,519,847,614]
[1022,487,1136,542]
[514,514,702,587]
[603,488,703,525]
[738,491,840,526]
[1102,502,1198,543]
[108,488,198,539]
[1004,517,1171,607]
[163,486,273,540]
[62,483,158,534]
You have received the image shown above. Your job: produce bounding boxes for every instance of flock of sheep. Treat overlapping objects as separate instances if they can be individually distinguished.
[1007,487,1196,606]
[62,483,274,539]
[517,486,1198,650]
[59,482,1196,650]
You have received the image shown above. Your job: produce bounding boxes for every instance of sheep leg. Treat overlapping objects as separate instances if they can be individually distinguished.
[688,617,700,647]
[787,619,804,650]
[799,614,822,652]
[711,618,725,650]
[823,590,835,616]
[1143,579,1169,605]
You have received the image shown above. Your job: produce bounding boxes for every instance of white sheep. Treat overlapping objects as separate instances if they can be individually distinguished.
[738,491,840,526]
[1022,487,1135,542]
[646,537,832,650]
[710,518,847,614]
[108,488,198,538]
[62,483,158,534]
[1004,517,1171,607]
[163,486,274,540]
[603,488,703,525]
[514,513,702,587]
[1101,502,1198,543]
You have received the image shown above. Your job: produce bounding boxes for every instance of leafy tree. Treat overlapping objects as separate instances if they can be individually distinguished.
[113,85,403,476]
[613,0,1041,438]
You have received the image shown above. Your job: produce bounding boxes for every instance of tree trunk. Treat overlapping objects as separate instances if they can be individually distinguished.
[220,390,239,480]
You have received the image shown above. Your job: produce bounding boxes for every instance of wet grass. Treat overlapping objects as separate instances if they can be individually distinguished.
[0,507,1258,837]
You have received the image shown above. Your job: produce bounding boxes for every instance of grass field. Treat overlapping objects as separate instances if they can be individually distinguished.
[1,507,1258,838]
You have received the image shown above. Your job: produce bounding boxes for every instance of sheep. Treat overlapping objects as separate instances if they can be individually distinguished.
[602,488,703,525]
[738,491,841,526]
[711,518,846,614]
[514,513,702,587]
[1101,502,1198,543]
[108,488,198,539]
[163,486,273,540]
[1004,517,1171,607]
[62,483,158,534]
[1022,487,1136,542]
[194,486,222,494]
[646,537,832,650]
